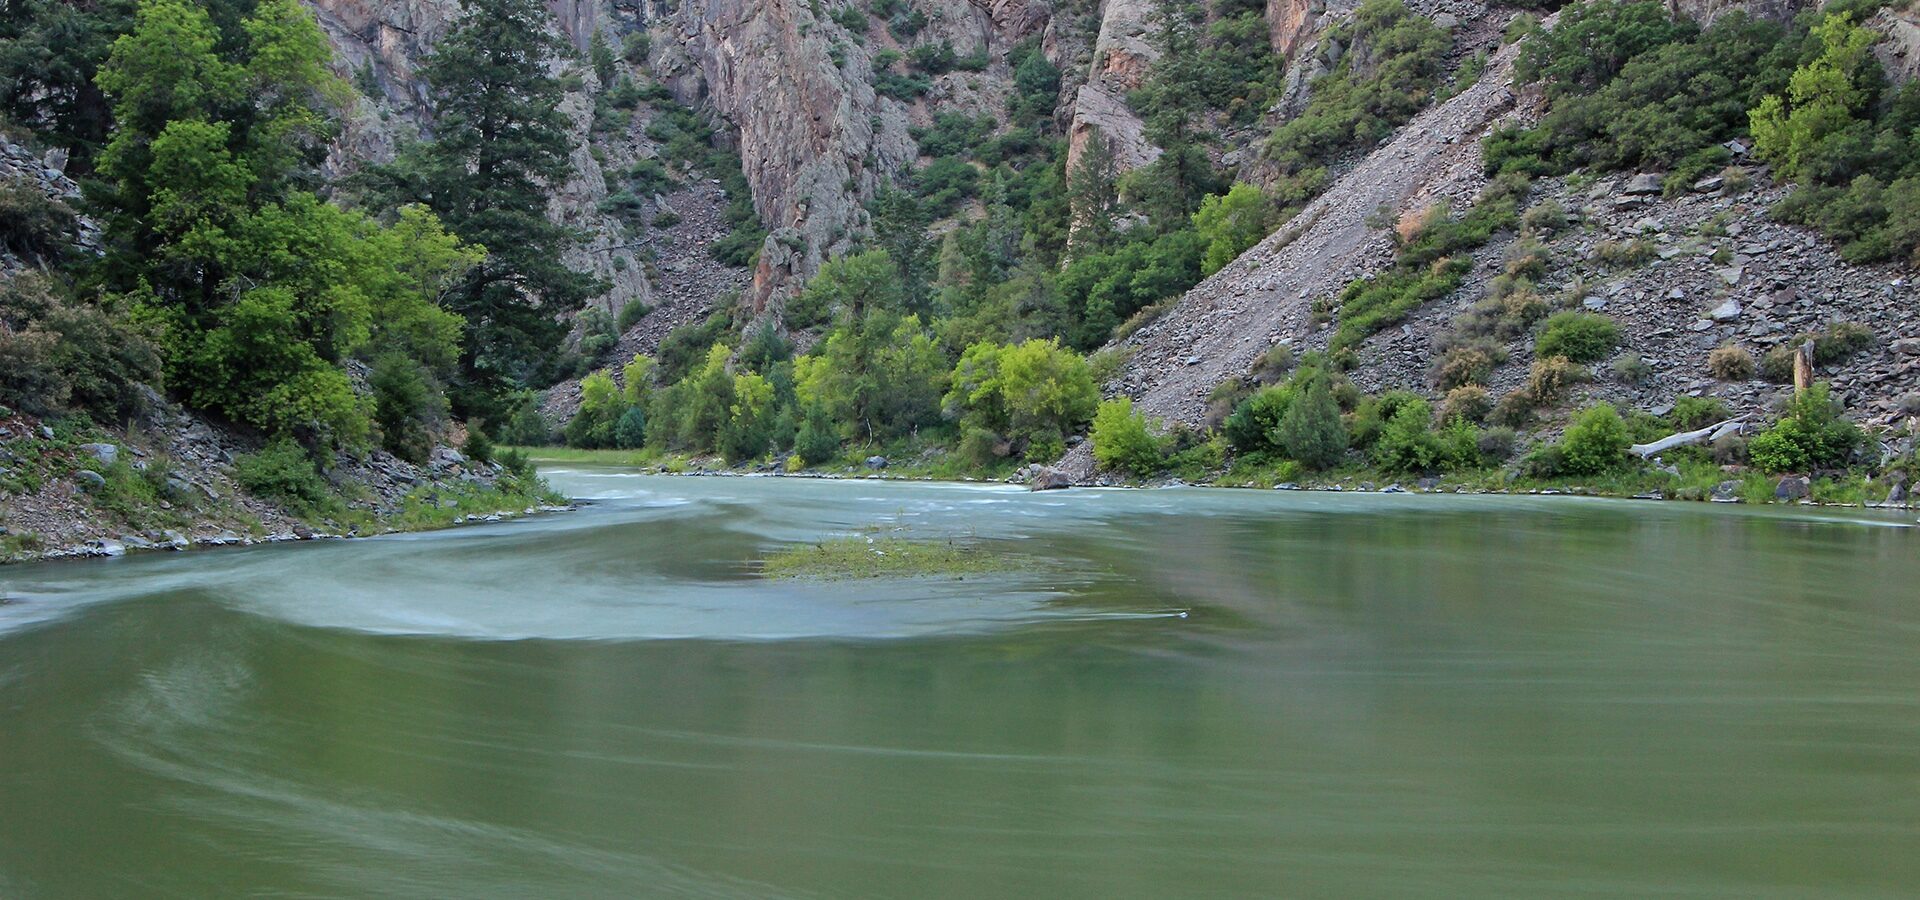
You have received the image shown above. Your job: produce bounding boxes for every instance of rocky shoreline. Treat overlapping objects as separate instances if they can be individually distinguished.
[0,400,568,568]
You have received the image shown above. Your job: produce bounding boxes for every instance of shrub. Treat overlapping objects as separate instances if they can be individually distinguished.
[0,178,78,263]
[233,440,332,515]
[1223,384,1294,455]
[500,397,553,446]
[1594,238,1655,268]
[1747,383,1864,473]
[1091,398,1164,475]
[371,354,439,464]
[1490,392,1536,427]
[1534,312,1621,363]
[1759,345,1798,383]
[1442,385,1493,424]
[1372,398,1445,473]
[1811,322,1872,364]
[1610,353,1653,385]
[1477,425,1518,461]
[0,274,161,421]
[1253,344,1295,383]
[1526,355,1588,406]
[617,300,651,332]
[462,425,494,465]
[1558,404,1632,476]
[1670,395,1732,431]
[1192,183,1276,276]
[1432,341,1506,388]
[1708,344,1755,380]
[1274,373,1347,469]
[793,402,840,465]
[1521,199,1567,236]
[614,406,647,449]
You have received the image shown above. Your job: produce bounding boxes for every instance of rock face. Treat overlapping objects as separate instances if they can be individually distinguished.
[1066,0,1158,183]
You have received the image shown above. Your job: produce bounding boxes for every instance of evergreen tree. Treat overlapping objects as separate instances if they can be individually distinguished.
[869,187,934,315]
[0,0,135,167]
[1066,125,1119,255]
[1133,0,1215,225]
[383,0,605,411]
[1275,372,1348,470]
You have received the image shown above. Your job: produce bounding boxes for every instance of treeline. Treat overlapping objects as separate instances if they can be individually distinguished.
[553,250,1103,472]
[2,0,613,479]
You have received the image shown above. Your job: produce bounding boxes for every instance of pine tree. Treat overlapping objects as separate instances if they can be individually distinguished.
[1066,125,1119,255]
[388,0,605,411]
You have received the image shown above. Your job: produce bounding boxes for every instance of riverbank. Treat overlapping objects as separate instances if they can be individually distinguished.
[0,405,569,566]
[521,446,1916,511]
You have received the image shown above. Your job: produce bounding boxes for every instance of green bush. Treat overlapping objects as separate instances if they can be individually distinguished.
[1372,397,1447,473]
[1558,403,1632,476]
[614,406,647,449]
[793,402,840,465]
[1091,397,1164,475]
[1534,312,1621,363]
[1748,383,1863,472]
[1223,384,1294,455]
[233,439,333,515]
[0,177,78,263]
[1274,372,1347,469]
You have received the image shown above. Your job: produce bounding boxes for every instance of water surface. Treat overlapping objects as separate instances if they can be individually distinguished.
[2,470,1917,897]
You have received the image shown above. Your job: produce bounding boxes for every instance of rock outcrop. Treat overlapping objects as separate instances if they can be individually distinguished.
[1066,0,1158,181]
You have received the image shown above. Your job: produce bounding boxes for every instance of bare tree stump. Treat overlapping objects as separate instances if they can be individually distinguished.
[1793,339,1815,397]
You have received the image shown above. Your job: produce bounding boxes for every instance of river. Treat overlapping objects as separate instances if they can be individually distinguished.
[2,467,1917,897]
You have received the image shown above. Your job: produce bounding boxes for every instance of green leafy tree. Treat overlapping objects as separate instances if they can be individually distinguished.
[1091,397,1164,475]
[1192,183,1275,276]
[944,339,1098,454]
[1750,13,1879,182]
[563,369,624,448]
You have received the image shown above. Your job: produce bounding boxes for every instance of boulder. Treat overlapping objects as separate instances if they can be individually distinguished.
[74,469,107,491]
[863,455,888,470]
[428,446,466,470]
[1891,337,1920,356]
[1622,173,1664,195]
[1709,299,1741,322]
[1028,468,1073,491]
[1711,480,1742,502]
[1774,475,1811,502]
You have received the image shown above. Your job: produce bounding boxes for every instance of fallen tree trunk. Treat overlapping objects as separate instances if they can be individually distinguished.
[1631,418,1747,458]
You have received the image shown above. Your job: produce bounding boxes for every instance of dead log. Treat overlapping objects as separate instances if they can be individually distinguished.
[1631,418,1747,458]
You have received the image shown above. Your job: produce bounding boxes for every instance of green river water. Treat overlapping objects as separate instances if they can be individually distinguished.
[2,468,1918,897]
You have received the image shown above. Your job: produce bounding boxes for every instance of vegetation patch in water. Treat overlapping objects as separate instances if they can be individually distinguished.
[761,535,1032,580]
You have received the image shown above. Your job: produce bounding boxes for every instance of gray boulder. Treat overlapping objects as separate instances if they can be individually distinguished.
[863,455,888,470]
[1774,475,1811,502]
[74,469,107,491]
[1622,173,1664,195]
[1029,468,1072,492]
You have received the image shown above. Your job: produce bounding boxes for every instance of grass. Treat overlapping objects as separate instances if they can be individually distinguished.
[760,533,1035,580]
